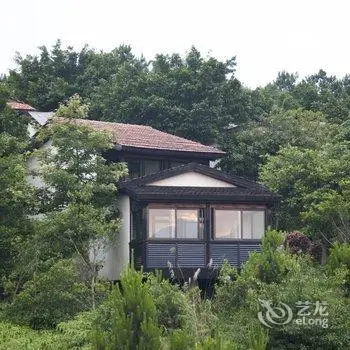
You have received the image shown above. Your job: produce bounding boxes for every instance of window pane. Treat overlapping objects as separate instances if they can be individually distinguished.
[242,211,265,239]
[128,161,141,179]
[215,210,240,239]
[144,160,161,175]
[148,209,175,238]
[177,209,199,239]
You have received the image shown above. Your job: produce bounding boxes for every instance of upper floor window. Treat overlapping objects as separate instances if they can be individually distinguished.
[128,160,141,179]
[127,159,161,178]
[213,209,265,240]
[144,160,161,175]
[148,208,204,239]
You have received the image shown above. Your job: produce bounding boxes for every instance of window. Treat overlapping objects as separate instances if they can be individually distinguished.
[148,208,203,239]
[214,209,265,240]
[128,161,141,179]
[177,209,200,239]
[214,210,241,239]
[144,160,161,175]
[148,209,175,239]
[242,211,265,239]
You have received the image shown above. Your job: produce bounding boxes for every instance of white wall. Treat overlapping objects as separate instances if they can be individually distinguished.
[98,195,130,280]
[149,171,235,187]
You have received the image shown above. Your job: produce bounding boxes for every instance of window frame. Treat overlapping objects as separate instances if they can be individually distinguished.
[147,205,205,240]
[212,208,266,241]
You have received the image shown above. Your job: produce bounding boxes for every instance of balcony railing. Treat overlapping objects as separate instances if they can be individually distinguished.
[131,239,261,270]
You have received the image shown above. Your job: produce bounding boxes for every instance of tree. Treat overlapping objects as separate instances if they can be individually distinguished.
[89,46,249,144]
[6,40,95,110]
[9,95,127,307]
[219,109,335,180]
[0,83,35,290]
[260,141,350,242]
[6,42,250,144]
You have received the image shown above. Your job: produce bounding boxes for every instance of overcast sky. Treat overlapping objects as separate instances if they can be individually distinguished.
[1,0,349,88]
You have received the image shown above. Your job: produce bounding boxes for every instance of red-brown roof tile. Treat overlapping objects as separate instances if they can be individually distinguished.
[53,117,225,155]
[7,100,36,111]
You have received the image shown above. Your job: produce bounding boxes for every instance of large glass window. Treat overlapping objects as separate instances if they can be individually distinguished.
[148,208,203,239]
[242,211,265,239]
[214,210,241,239]
[177,209,200,239]
[148,209,175,239]
[214,209,265,239]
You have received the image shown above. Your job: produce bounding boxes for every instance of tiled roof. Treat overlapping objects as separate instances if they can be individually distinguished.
[53,117,225,155]
[7,100,35,111]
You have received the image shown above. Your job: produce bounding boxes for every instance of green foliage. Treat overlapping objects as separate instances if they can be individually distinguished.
[6,96,127,310]
[6,40,94,111]
[55,93,89,119]
[260,142,350,241]
[327,243,350,296]
[213,235,350,350]
[247,326,268,350]
[6,43,249,144]
[241,230,296,284]
[0,83,35,289]
[5,259,90,329]
[147,271,193,333]
[92,267,162,349]
[0,321,65,350]
[195,336,237,350]
[220,108,335,180]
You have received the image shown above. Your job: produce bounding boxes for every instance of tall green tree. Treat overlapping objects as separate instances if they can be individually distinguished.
[0,84,34,288]
[89,46,249,143]
[6,43,250,144]
[260,141,350,242]
[6,40,95,110]
[10,95,127,301]
[219,109,336,180]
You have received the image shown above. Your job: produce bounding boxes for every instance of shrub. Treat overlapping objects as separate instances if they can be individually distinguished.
[328,242,350,269]
[214,249,350,349]
[327,242,350,296]
[92,267,162,349]
[241,230,298,284]
[0,321,65,350]
[284,231,312,255]
[5,259,90,329]
[167,329,196,349]
[147,271,193,333]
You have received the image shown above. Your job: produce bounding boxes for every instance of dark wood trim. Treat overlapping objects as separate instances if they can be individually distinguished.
[205,203,211,265]
[119,146,224,160]
[148,203,206,209]
[210,204,266,210]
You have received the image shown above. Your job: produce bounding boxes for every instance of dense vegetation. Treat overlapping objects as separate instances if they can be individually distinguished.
[1,42,350,349]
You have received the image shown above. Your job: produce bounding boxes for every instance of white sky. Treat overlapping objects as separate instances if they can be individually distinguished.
[1,0,349,88]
